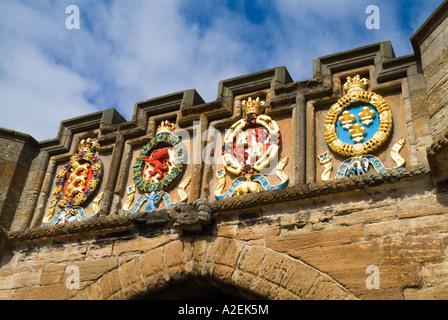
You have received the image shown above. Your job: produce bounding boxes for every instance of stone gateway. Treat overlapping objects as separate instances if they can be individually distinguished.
[1,1,448,301]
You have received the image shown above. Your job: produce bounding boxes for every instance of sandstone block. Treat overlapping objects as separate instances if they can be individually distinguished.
[119,257,144,289]
[14,284,69,300]
[271,286,301,300]
[0,291,14,300]
[305,276,350,300]
[381,235,445,265]
[193,237,222,276]
[397,193,448,218]
[97,268,121,299]
[40,264,66,286]
[11,266,41,289]
[238,245,266,275]
[250,276,279,299]
[365,214,448,239]
[236,219,280,241]
[86,242,113,259]
[281,262,322,299]
[71,257,118,282]
[215,223,237,238]
[422,261,448,287]
[404,283,448,300]
[259,252,292,285]
[215,238,244,268]
[213,264,235,284]
[330,264,421,293]
[231,269,257,292]
[358,288,404,300]
[288,241,380,273]
[77,282,102,300]
[266,225,363,253]
[165,240,184,268]
[333,202,397,226]
[112,234,178,256]
[141,247,164,278]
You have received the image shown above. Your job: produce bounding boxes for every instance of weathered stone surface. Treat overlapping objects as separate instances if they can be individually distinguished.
[215,238,244,268]
[397,192,448,218]
[238,245,266,275]
[165,240,185,278]
[288,241,380,273]
[192,237,222,275]
[365,214,448,239]
[112,234,178,256]
[358,289,404,300]
[236,219,280,241]
[0,266,41,290]
[330,264,421,293]
[380,235,445,265]
[86,242,113,259]
[280,262,324,299]
[422,261,448,287]
[333,201,397,226]
[118,257,144,290]
[404,284,448,300]
[72,257,118,282]
[97,268,121,299]
[266,225,363,252]
[40,264,66,286]
[14,284,70,300]
[305,276,351,300]
[140,247,165,278]
[259,251,292,285]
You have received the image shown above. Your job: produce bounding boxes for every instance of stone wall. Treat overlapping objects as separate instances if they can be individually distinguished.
[1,165,447,300]
[1,1,448,301]
[0,129,38,231]
[412,1,448,185]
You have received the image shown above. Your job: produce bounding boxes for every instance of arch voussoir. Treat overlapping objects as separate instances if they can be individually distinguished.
[78,236,355,300]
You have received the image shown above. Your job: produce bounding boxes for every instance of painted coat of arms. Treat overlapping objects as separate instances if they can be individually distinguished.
[318,75,406,181]
[43,138,103,226]
[122,121,190,213]
[215,97,289,199]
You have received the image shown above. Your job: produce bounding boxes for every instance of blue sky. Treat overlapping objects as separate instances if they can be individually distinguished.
[0,0,443,141]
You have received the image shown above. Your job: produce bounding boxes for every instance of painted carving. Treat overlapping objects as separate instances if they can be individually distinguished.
[319,75,406,181]
[215,97,289,199]
[123,121,190,214]
[43,138,103,226]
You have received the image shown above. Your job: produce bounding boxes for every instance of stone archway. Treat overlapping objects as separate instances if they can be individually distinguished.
[72,236,355,300]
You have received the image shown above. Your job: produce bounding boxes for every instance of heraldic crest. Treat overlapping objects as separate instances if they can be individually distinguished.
[215,97,289,199]
[43,138,104,226]
[318,75,406,181]
[122,121,190,214]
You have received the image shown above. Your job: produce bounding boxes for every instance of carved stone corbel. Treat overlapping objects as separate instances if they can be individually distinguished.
[168,198,212,232]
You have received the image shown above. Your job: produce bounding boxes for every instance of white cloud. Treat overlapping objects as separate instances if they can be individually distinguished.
[0,41,100,141]
[0,0,444,141]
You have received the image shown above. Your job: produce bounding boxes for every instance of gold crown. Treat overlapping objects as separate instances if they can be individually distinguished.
[242,97,265,115]
[343,75,368,93]
[76,138,98,161]
[78,138,97,153]
[157,120,175,134]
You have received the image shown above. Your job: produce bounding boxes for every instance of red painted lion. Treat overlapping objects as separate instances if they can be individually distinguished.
[143,147,172,181]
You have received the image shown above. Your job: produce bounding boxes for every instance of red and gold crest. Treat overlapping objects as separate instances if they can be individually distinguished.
[215,97,289,199]
[43,138,103,226]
